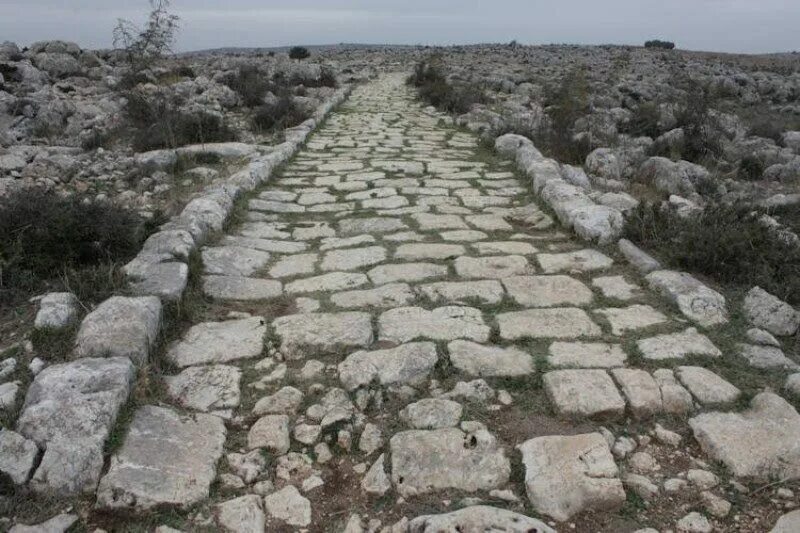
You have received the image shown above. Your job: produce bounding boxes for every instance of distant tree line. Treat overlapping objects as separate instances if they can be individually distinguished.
[645,40,676,50]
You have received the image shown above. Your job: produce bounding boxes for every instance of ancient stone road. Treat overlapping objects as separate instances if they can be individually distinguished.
[85,74,795,530]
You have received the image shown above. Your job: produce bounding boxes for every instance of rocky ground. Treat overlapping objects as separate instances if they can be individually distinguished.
[2,70,800,532]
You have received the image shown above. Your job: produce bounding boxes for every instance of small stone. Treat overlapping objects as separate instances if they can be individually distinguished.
[701,491,731,517]
[362,454,391,495]
[687,469,719,490]
[400,398,463,429]
[263,485,311,527]
[215,495,265,533]
[359,424,383,455]
[0,429,39,484]
[676,511,712,533]
[248,415,290,454]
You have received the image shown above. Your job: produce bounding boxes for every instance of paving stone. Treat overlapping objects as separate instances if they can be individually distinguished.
[547,341,627,368]
[320,246,387,271]
[165,365,241,413]
[272,312,373,359]
[418,280,505,305]
[400,398,463,429]
[537,249,614,273]
[408,506,555,533]
[247,415,290,454]
[412,213,468,230]
[248,199,305,213]
[497,308,602,340]
[166,317,266,368]
[263,485,311,527]
[338,342,438,391]
[465,214,513,231]
[518,432,625,521]
[379,306,490,343]
[645,270,728,327]
[34,292,80,330]
[330,283,415,308]
[543,369,625,418]
[637,328,722,360]
[472,241,538,255]
[253,386,304,415]
[689,392,800,480]
[653,369,694,414]
[390,427,510,496]
[285,272,369,294]
[215,495,265,533]
[203,275,282,301]
[441,230,488,242]
[293,222,336,240]
[339,217,407,235]
[319,234,376,251]
[7,514,78,533]
[610,368,663,418]
[0,429,39,485]
[675,366,741,406]
[394,243,465,260]
[743,286,799,337]
[592,275,641,301]
[202,246,271,277]
[17,357,135,493]
[73,296,161,365]
[595,304,669,335]
[222,235,308,254]
[447,340,534,377]
[268,253,318,278]
[503,275,593,307]
[454,255,529,278]
[96,405,226,509]
[368,262,448,284]
[739,343,800,370]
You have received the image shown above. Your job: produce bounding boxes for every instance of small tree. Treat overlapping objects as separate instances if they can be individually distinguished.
[645,40,676,50]
[113,0,180,72]
[289,46,311,60]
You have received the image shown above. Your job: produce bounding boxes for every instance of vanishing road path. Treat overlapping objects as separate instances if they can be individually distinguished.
[93,74,760,531]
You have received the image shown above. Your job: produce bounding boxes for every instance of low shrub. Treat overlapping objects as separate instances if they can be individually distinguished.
[0,188,147,298]
[408,59,485,115]
[738,154,765,181]
[645,40,676,50]
[673,81,722,163]
[222,65,270,107]
[251,96,309,133]
[124,90,236,151]
[624,202,800,305]
[747,117,785,144]
[537,67,593,164]
[289,46,310,60]
[620,102,663,139]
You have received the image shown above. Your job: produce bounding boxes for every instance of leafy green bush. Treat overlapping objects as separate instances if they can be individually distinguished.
[672,81,722,163]
[738,155,765,181]
[537,67,593,164]
[625,202,800,305]
[289,46,310,60]
[124,90,236,151]
[0,188,146,298]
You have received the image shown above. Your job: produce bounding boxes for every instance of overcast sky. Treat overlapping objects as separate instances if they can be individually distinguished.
[1,0,798,54]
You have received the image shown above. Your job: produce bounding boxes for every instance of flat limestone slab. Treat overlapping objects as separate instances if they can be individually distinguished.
[166,317,266,368]
[390,427,510,497]
[454,255,529,279]
[537,249,613,274]
[379,306,490,343]
[502,275,593,307]
[518,432,625,521]
[497,308,602,340]
[338,342,438,391]
[689,393,800,480]
[645,270,728,327]
[165,365,241,412]
[544,369,625,418]
[675,366,740,407]
[203,275,282,301]
[96,405,226,510]
[637,328,721,360]
[548,342,627,368]
[368,262,448,285]
[73,296,161,365]
[418,280,505,305]
[202,246,271,277]
[272,312,373,359]
[447,340,534,377]
[330,283,415,308]
[409,506,555,533]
